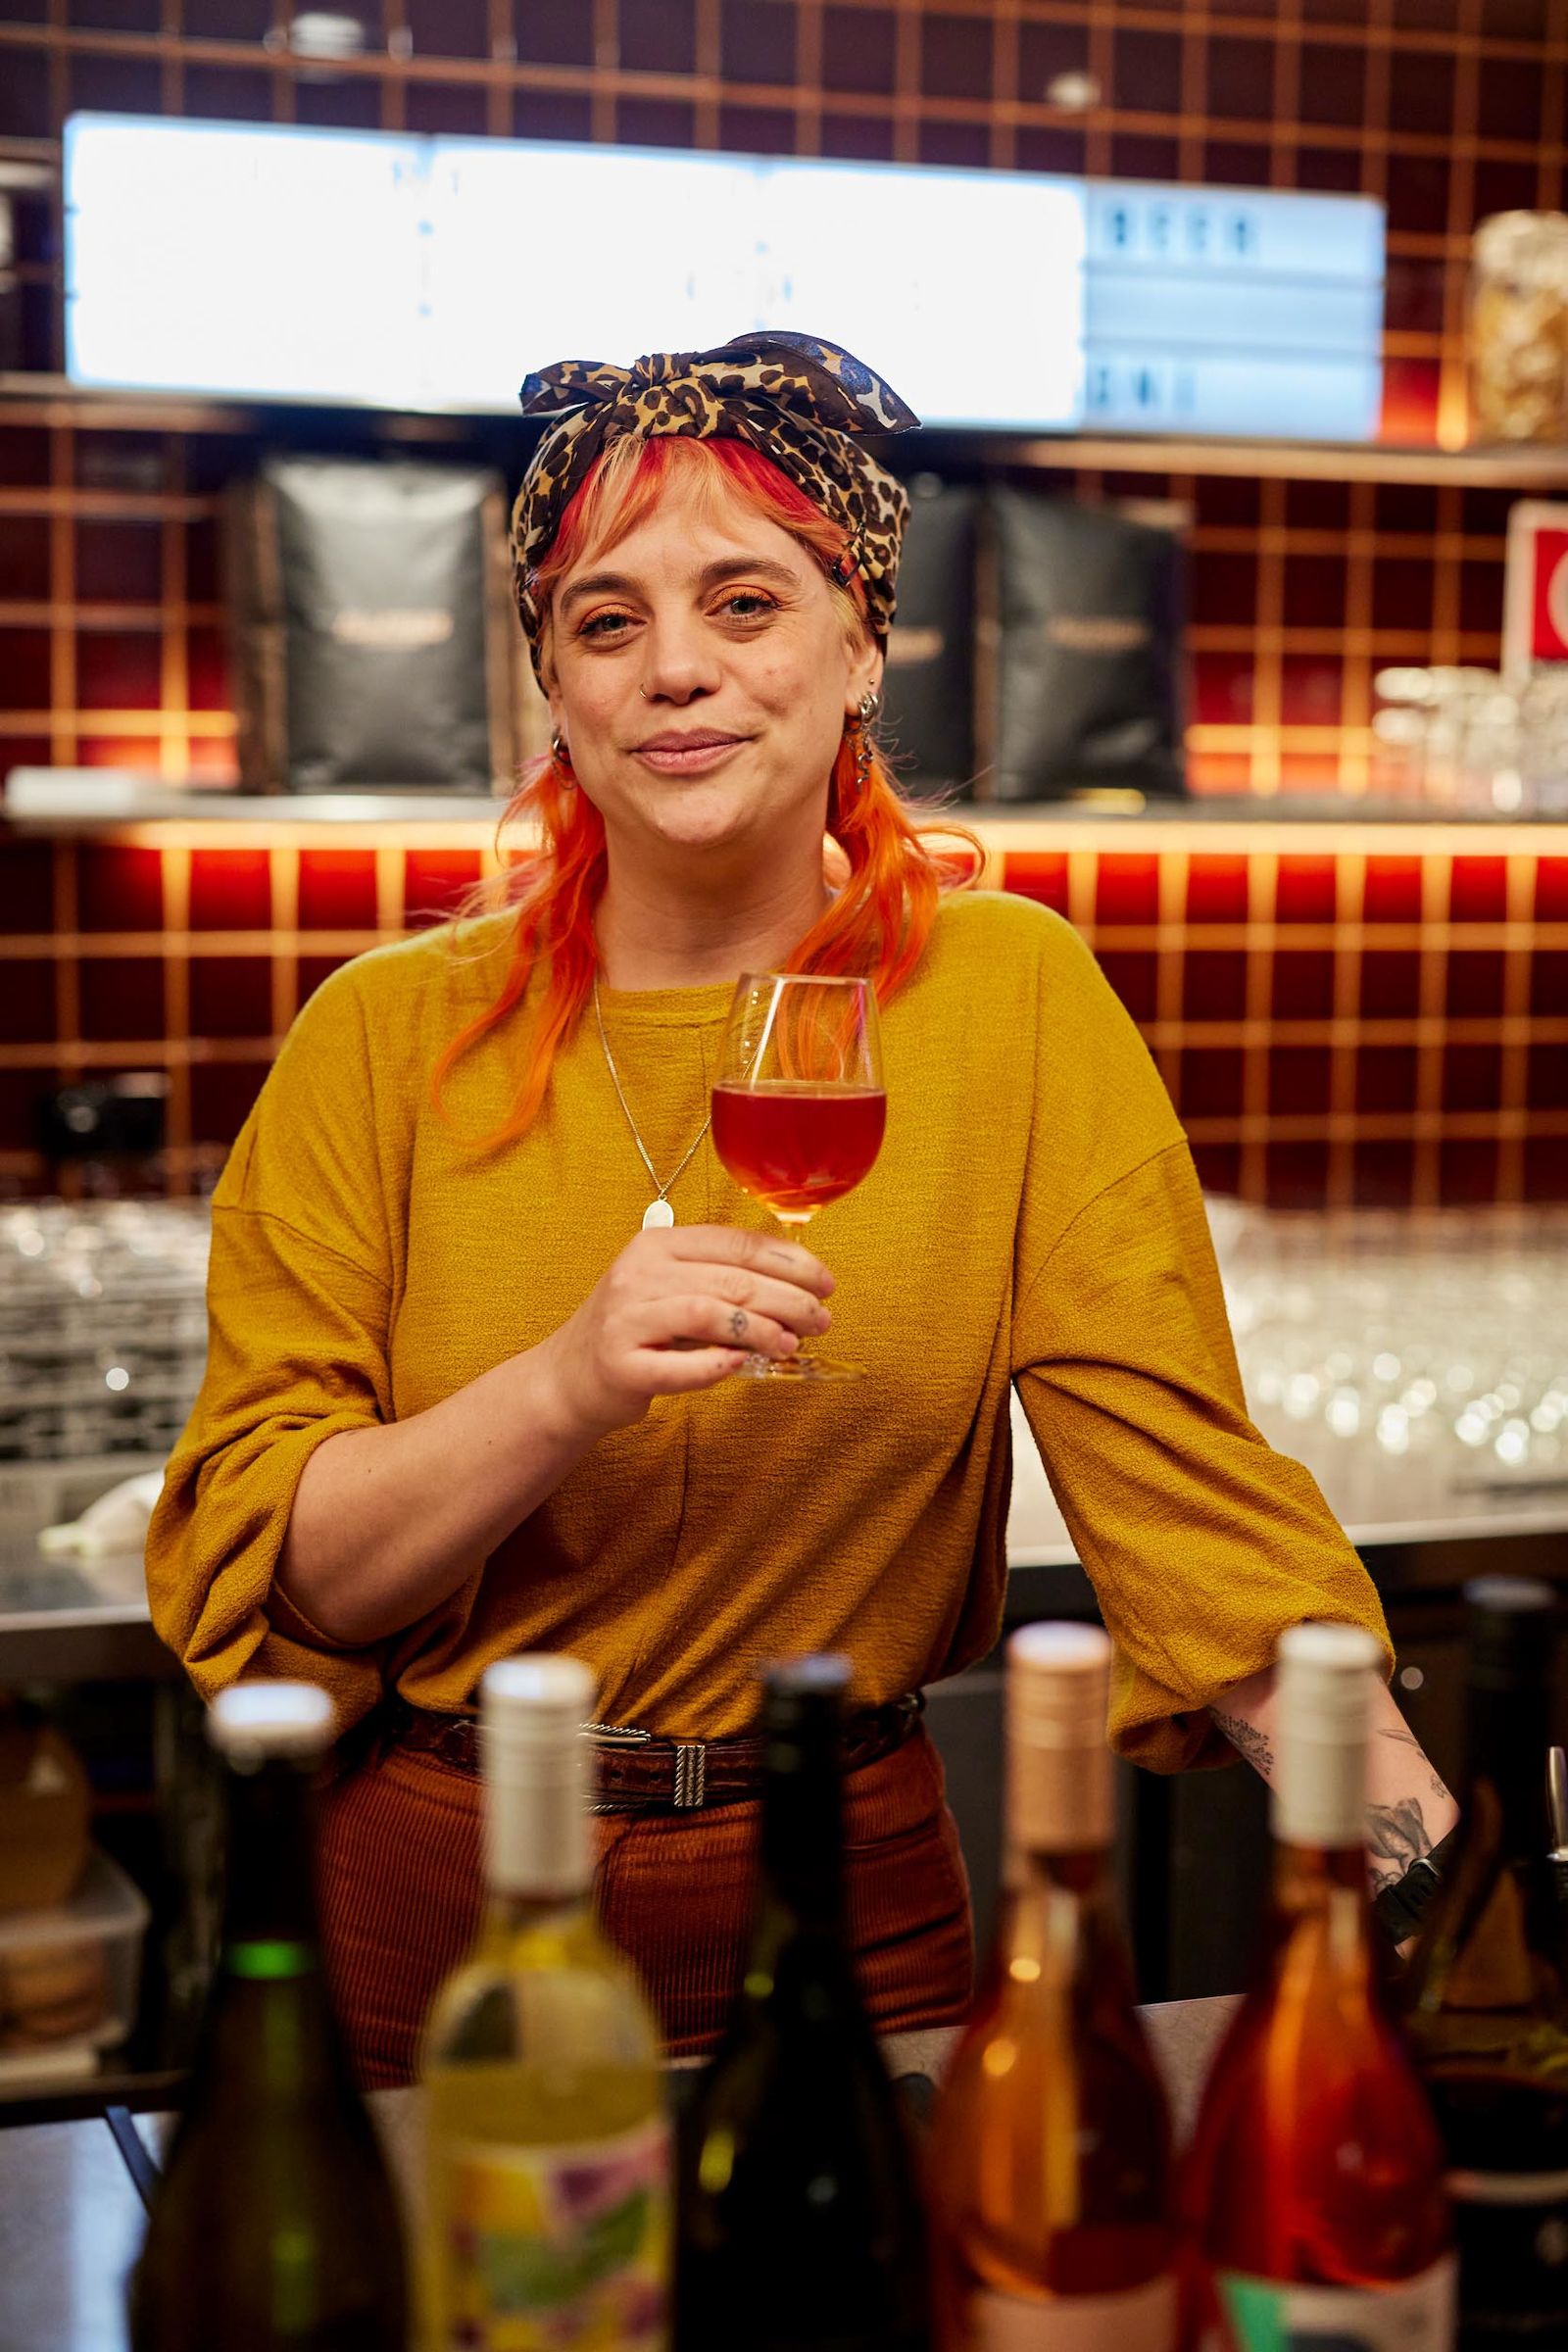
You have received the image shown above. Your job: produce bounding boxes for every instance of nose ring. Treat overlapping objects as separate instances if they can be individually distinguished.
[638,684,651,700]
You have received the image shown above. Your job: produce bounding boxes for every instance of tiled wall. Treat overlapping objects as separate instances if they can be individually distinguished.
[1,826,1564,1208]
[2,1,1567,795]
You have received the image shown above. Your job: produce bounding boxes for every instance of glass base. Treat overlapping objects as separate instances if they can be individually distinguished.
[738,1349,862,1383]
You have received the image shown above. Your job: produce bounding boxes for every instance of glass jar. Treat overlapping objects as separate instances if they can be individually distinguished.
[1470,211,1568,443]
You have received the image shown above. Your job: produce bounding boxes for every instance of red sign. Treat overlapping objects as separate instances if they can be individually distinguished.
[1504,501,1568,676]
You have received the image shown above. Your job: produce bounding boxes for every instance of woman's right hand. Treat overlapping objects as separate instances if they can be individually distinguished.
[541,1224,836,1437]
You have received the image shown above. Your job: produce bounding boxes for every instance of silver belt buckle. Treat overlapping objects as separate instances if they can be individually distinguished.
[585,1720,653,1747]
[672,1741,708,1809]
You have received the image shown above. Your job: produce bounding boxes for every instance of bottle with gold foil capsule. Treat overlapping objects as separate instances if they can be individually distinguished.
[925,1622,1180,2351]
[1183,1624,1454,2352]
[419,1655,669,2352]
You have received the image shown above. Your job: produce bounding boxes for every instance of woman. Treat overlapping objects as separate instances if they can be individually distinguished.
[146,335,1454,2085]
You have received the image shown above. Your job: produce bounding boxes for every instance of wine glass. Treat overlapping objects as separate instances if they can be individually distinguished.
[711,973,886,1382]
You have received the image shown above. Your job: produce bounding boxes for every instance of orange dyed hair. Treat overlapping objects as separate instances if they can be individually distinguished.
[433,436,981,1148]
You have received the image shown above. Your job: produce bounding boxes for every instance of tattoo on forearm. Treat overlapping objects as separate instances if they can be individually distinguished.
[1211,1708,1275,1779]
[1376,1726,1452,1805]
[1365,1797,1433,1894]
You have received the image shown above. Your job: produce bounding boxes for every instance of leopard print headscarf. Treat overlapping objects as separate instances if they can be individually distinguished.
[511,332,918,677]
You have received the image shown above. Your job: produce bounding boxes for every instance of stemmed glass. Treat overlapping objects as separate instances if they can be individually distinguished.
[711,973,886,1382]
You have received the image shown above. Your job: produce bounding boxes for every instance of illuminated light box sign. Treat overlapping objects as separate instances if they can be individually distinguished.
[63,115,1385,441]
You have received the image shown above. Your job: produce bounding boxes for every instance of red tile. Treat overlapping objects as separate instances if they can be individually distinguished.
[1524,1136,1568,1202]
[1264,1141,1331,1208]
[1095,950,1158,1022]
[403,849,483,929]
[190,957,274,1038]
[79,956,165,1042]
[1193,653,1255,724]
[77,846,165,932]
[1352,1140,1416,1208]
[1111,26,1181,112]
[1363,858,1424,923]
[189,1059,266,1142]
[189,848,270,931]
[1536,859,1568,920]
[1530,952,1568,1016]
[1380,358,1443,443]
[1186,856,1250,924]
[1271,949,1336,1021]
[1442,1043,1503,1113]
[0,629,50,710]
[0,1070,42,1152]
[1191,1142,1242,1198]
[1182,950,1249,1021]
[76,630,162,710]
[1359,951,1422,1019]
[1444,950,1506,1020]
[824,4,897,93]
[621,0,697,72]
[920,9,993,99]
[1282,555,1348,629]
[0,959,54,1046]
[1269,1047,1333,1117]
[1527,1043,1568,1111]
[0,843,53,933]
[74,520,162,603]
[1448,857,1507,923]
[1299,43,1366,124]
[1279,657,1344,725]
[1439,1139,1500,1205]
[1095,855,1160,926]
[297,954,349,1010]
[299,849,379,930]
[1177,1046,1245,1119]
[1191,551,1259,627]
[186,625,229,712]
[1275,856,1338,923]
[1355,1046,1419,1114]
[1004,851,1069,915]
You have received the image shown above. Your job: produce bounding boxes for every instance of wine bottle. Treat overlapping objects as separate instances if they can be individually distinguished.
[1401,1577,1568,2348]
[129,1683,409,2352]
[674,1655,930,2352]
[420,1654,669,2351]
[1184,1623,1454,2351]
[926,1622,1178,2350]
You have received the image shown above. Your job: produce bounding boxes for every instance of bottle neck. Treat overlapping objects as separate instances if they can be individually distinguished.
[1467,1678,1552,1862]
[217,1757,323,1981]
[483,1734,591,1906]
[1269,1838,1374,1972]
[756,1717,844,1939]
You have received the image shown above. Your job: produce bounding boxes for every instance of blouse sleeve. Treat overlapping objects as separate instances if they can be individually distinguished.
[145,965,402,1727]
[1011,935,1393,1773]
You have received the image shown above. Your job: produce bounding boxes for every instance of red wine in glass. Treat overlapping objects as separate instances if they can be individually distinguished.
[712,974,885,1382]
[710,1083,886,1220]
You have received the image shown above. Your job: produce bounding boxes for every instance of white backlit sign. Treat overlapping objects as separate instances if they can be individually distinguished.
[64,115,1384,441]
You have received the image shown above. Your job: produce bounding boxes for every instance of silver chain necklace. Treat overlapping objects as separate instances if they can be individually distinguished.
[593,973,713,1231]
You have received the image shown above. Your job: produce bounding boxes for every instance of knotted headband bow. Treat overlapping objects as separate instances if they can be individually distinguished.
[510,332,919,675]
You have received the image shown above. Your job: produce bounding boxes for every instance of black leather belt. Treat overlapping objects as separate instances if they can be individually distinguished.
[382,1690,924,1816]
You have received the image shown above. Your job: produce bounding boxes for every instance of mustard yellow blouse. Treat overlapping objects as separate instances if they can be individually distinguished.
[145,891,1391,1768]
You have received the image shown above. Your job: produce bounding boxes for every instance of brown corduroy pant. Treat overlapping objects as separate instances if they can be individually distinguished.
[317,1722,975,2088]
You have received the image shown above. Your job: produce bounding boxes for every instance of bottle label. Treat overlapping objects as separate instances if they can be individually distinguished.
[968,2272,1177,2349]
[433,2114,668,2350]
[1208,2254,1455,2351]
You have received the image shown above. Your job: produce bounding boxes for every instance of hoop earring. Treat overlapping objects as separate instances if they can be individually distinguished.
[550,729,575,787]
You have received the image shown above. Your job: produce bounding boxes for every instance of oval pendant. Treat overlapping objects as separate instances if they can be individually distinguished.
[642,1198,675,1230]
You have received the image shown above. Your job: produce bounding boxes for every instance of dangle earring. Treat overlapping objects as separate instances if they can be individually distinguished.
[852,687,879,800]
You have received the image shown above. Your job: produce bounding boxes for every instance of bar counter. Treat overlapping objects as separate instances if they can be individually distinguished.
[0,1995,1240,2352]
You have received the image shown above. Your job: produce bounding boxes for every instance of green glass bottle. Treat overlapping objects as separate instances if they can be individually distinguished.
[129,1684,408,2352]
[1402,1578,1568,2349]
[675,1656,931,2352]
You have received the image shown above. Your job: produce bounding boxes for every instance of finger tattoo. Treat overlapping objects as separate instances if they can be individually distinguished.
[730,1308,748,1343]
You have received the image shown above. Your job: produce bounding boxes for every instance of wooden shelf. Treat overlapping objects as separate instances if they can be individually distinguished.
[5,375,1568,492]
